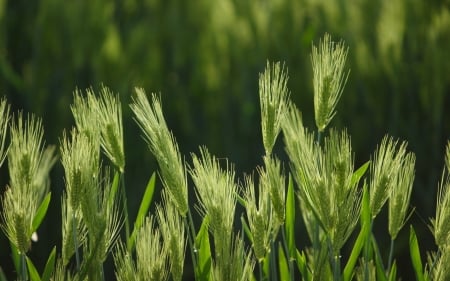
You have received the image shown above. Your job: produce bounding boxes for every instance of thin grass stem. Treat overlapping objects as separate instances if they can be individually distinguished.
[270,240,278,281]
[387,239,395,274]
[183,215,197,276]
[259,261,263,281]
[20,253,27,281]
[120,173,130,242]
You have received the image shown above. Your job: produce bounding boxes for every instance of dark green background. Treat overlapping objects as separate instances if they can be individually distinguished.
[1,0,450,279]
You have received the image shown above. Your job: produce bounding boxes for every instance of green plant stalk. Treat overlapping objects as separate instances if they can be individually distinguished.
[387,239,395,274]
[281,227,294,281]
[270,240,278,281]
[184,214,197,275]
[363,222,374,281]
[72,213,80,270]
[120,173,130,242]
[20,253,26,281]
[333,253,341,281]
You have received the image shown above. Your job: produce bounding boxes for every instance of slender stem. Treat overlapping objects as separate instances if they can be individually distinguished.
[333,253,341,281]
[120,173,130,242]
[317,130,323,145]
[259,260,263,281]
[363,221,374,281]
[270,240,278,281]
[184,216,197,276]
[281,227,294,281]
[20,253,26,281]
[387,239,395,274]
[72,212,81,270]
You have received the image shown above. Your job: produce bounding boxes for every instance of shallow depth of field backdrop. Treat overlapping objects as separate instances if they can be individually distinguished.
[1,0,450,279]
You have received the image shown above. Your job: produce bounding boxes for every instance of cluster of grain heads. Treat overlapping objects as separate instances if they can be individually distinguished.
[1,111,56,280]
[59,88,123,279]
[369,136,408,219]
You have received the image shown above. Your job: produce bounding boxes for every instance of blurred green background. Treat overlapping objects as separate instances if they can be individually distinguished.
[1,0,450,279]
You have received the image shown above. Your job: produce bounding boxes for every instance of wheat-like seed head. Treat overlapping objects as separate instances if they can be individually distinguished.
[311,33,349,132]
[0,98,10,167]
[259,61,290,156]
[131,88,188,216]
[95,86,125,172]
[136,216,169,281]
[262,155,286,227]
[157,191,186,281]
[388,152,415,239]
[190,146,237,244]
[242,175,272,262]
[369,136,407,219]
[2,113,56,254]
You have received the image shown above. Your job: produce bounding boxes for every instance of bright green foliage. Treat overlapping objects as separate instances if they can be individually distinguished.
[3,30,450,281]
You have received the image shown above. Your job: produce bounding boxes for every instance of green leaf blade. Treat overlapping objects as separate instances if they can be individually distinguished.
[32,193,51,233]
[127,172,156,251]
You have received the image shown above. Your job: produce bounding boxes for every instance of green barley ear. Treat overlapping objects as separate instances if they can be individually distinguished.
[61,194,86,266]
[190,146,237,240]
[324,129,361,253]
[259,61,290,155]
[71,88,101,142]
[114,242,137,281]
[0,98,10,167]
[311,33,349,132]
[388,152,415,240]
[130,88,188,216]
[211,233,255,281]
[95,86,125,172]
[60,129,97,211]
[136,216,169,281]
[432,245,450,281]
[242,175,272,262]
[157,191,186,281]
[2,113,56,254]
[369,135,407,219]
[432,143,450,249]
[261,155,286,228]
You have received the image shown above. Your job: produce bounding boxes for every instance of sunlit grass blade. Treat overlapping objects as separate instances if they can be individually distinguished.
[25,257,41,281]
[31,192,51,233]
[108,171,120,209]
[278,243,290,281]
[41,246,56,281]
[388,262,397,281]
[351,161,370,187]
[127,172,156,251]
[195,216,212,281]
[409,226,425,281]
[295,249,311,281]
[241,215,253,244]
[371,235,387,281]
